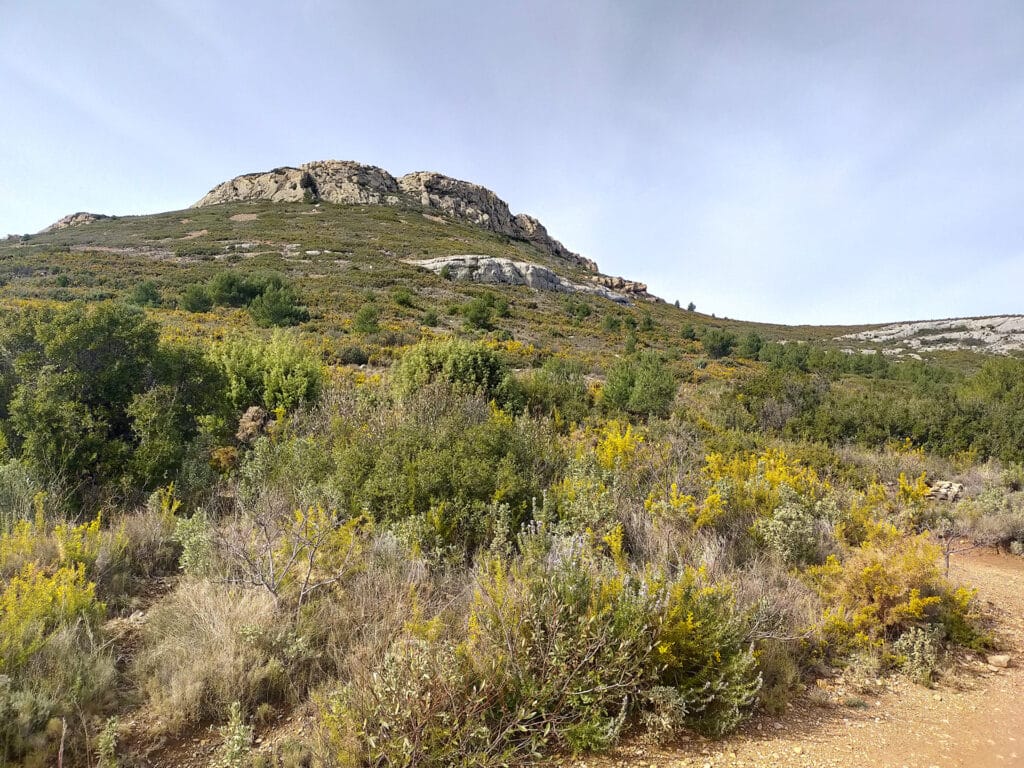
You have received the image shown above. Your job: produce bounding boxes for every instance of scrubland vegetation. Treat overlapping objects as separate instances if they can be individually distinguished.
[0,204,1022,766]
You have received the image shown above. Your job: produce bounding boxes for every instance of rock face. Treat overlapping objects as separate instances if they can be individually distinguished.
[590,274,650,298]
[193,160,596,271]
[839,316,1024,356]
[42,212,112,232]
[404,255,630,304]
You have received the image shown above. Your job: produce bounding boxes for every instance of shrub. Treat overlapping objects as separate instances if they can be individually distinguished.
[461,296,494,330]
[248,285,310,327]
[337,345,369,366]
[181,284,213,312]
[210,332,324,412]
[520,356,590,424]
[891,626,940,686]
[806,529,983,652]
[601,352,677,418]
[0,562,112,763]
[128,280,161,307]
[321,529,761,764]
[352,302,380,334]
[0,460,37,535]
[653,566,761,736]
[752,495,827,565]
[1,303,225,504]
[208,271,281,308]
[700,328,737,358]
[211,701,254,768]
[391,337,519,407]
[391,287,414,307]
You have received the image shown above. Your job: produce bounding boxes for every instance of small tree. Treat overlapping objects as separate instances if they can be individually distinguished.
[352,303,380,334]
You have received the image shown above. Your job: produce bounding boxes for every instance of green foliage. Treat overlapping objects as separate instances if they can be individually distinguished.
[601,352,677,418]
[211,701,254,768]
[752,496,825,565]
[96,716,119,768]
[564,297,592,322]
[700,327,737,358]
[891,626,940,686]
[208,271,281,308]
[391,337,519,407]
[248,284,310,327]
[329,386,558,559]
[461,296,494,330]
[174,513,213,577]
[0,561,112,763]
[351,302,380,334]
[521,356,590,425]
[322,529,761,765]
[0,460,36,535]
[0,303,227,503]
[180,284,214,312]
[653,566,761,736]
[736,331,763,359]
[391,287,415,307]
[128,280,161,307]
[210,331,324,412]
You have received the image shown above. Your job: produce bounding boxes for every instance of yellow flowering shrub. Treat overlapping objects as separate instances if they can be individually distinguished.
[594,420,644,472]
[806,532,976,649]
[0,562,104,673]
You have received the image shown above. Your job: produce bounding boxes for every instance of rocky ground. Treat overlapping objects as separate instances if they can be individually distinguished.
[555,549,1024,768]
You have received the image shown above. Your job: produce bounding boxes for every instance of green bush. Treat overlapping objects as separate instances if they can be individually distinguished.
[248,284,310,327]
[391,287,415,307]
[0,303,226,504]
[461,296,494,330]
[700,328,737,359]
[129,280,161,307]
[352,303,380,334]
[180,284,213,312]
[601,352,677,418]
[208,271,281,308]
[391,337,519,407]
[521,357,590,424]
[209,332,324,413]
[321,529,761,765]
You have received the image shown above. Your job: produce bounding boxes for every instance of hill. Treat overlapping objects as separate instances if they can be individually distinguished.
[0,162,1022,768]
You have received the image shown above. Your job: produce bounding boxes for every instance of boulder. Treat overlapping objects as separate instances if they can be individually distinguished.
[927,481,964,502]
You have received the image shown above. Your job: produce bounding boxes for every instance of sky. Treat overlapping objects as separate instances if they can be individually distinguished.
[1,1,1022,325]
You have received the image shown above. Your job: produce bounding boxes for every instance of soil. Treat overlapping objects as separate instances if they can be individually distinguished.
[555,549,1024,768]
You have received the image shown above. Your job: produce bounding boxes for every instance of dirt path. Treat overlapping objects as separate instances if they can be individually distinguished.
[558,550,1024,768]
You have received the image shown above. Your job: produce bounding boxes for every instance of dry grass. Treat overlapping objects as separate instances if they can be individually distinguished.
[134,580,283,733]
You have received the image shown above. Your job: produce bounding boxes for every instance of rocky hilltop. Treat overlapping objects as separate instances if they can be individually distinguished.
[194,160,597,272]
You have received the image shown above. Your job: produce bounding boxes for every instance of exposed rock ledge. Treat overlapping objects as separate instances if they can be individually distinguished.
[41,212,112,233]
[405,255,632,304]
[193,160,598,272]
[839,315,1024,355]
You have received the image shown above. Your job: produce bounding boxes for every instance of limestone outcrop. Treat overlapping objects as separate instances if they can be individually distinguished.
[193,160,596,271]
[404,255,630,304]
[42,212,112,232]
[590,275,650,297]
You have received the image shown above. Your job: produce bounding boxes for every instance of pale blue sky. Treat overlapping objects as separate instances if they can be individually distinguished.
[1,1,1022,324]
